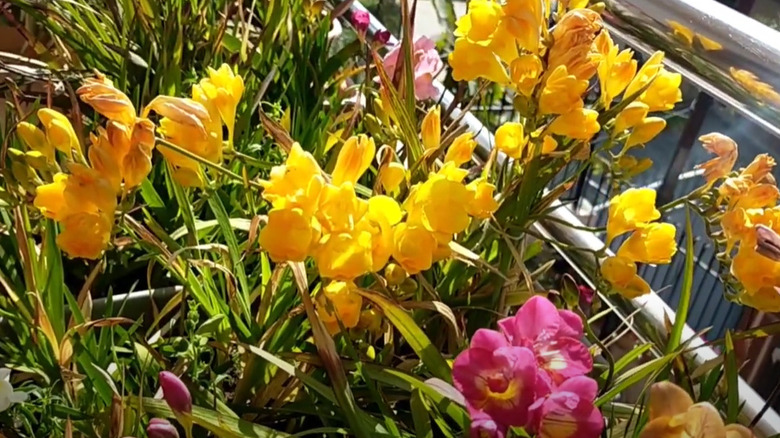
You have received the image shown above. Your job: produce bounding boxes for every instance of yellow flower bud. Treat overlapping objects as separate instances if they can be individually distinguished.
[17,121,55,163]
[625,51,664,99]
[539,65,588,115]
[316,281,363,334]
[332,134,375,186]
[614,102,649,133]
[384,263,408,286]
[444,132,477,166]
[548,109,600,140]
[625,117,666,148]
[606,188,660,243]
[199,64,245,144]
[495,122,527,159]
[421,106,441,151]
[378,162,406,193]
[358,308,383,334]
[600,256,651,299]
[541,135,558,154]
[466,178,499,219]
[38,109,80,156]
[57,212,112,260]
[510,55,543,97]
[259,207,317,262]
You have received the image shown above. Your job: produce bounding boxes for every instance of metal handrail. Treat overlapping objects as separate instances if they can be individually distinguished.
[350,1,780,435]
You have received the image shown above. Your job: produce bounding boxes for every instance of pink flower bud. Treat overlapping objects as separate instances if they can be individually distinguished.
[159,371,192,415]
[351,10,370,34]
[147,418,179,438]
[374,30,391,46]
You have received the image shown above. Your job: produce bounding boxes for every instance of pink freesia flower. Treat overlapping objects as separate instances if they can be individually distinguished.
[469,409,506,438]
[453,329,550,428]
[528,376,604,438]
[350,11,370,34]
[382,36,442,101]
[498,296,593,384]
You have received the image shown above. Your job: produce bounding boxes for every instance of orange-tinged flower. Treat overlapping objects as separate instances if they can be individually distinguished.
[606,187,660,243]
[393,223,437,274]
[316,281,363,334]
[421,106,441,151]
[733,184,780,210]
[625,117,666,148]
[614,102,649,133]
[548,8,603,81]
[539,65,588,115]
[733,242,780,313]
[332,134,375,186]
[444,132,477,166]
[449,38,510,84]
[34,173,70,221]
[502,0,542,52]
[510,55,543,96]
[17,122,55,163]
[77,73,137,125]
[466,178,499,218]
[667,20,695,46]
[695,133,738,186]
[57,212,112,259]
[601,256,651,298]
[741,153,776,183]
[617,222,677,264]
[38,109,81,157]
[261,143,324,215]
[495,122,527,159]
[123,118,155,189]
[259,207,318,262]
[548,109,600,140]
[730,67,780,107]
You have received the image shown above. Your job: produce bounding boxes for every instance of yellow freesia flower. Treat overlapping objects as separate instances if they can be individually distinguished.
[548,8,603,81]
[639,382,753,438]
[316,281,363,334]
[624,51,665,99]
[502,0,542,52]
[667,20,695,46]
[259,207,318,262]
[721,207,760,251]
[449,38,510,84]
[455,0,503,43]
[199,64,245,145]
[614,102,650,133]
[695,133,738,186]
[730,67,780,107]
[601,256,651,298]
[77,73,137,125]
[625,117,666,148]
[261,143,324,216]
[495,122,527,159]
[421,106,441,151]
[617,222,677,264]
[57,212,113,260]
[487,22,519,64]
[640,70,683,112]
[38,109,81,157]
[606,187,660,243]
[89,119,155,192]
[741,153,775,183]
[548,109,600,140]
[510,55,543,96]
[466,178,499,218]
[417,176,471,234]
[542,135,558,154]
[34,173,70,221]
[392,223,437,274]
[316,182,368,234]
[17,122,56,163]
[539,65,588,115]
[332,134,375,186]
[595,31,637,108]
[444,132,477,166]
[733,184,780,210]
[384,263,408,286]
[361,196,402,272]
[315,230,374,280]
[378,162,406,193]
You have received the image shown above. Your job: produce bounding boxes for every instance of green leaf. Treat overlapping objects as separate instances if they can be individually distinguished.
[170,218,253,240]
[129,396,289,437]
[383,369,468,429]
[666,208,694,355]
[358,290,452,383]
[595,354,676,407]
[42,220,66,338]
[724,330,740,423]
[411,389,434,438]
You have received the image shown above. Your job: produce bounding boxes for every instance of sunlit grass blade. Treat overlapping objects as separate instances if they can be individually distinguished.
[666,208,694,354]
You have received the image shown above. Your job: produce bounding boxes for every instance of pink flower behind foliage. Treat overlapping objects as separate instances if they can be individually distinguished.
[350,11,370,34]
[528,376,604,438]
[453,329,550,428]
[382,36,442,101]
[469,410,506,438]
[498,296,593,384]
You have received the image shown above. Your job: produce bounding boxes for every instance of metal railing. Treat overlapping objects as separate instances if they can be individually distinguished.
[352,0,780,435]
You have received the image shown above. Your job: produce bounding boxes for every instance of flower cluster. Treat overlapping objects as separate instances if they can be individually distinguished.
[453,296,602,438]
[600,188,678,298]
[695,133,780,312]
[17,64,243,259]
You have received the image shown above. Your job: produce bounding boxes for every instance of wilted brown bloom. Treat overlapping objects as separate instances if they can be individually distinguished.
[695,133,738,186]
[548,9,604,81]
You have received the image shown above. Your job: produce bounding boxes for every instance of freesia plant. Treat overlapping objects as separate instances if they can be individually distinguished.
[0,0,775,437]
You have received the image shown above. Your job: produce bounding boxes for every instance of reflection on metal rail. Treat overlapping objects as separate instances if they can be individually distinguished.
[350,1,780,435]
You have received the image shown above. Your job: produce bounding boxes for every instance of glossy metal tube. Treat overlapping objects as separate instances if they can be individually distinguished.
[603,0,780,137]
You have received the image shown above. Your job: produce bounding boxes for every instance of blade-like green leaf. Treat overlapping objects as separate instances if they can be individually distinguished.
[666,208,694,354]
